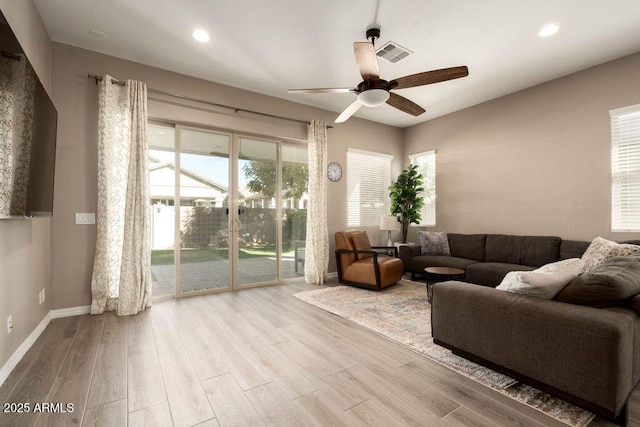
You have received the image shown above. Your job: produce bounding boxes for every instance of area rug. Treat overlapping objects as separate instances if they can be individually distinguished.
[294,280,595,427]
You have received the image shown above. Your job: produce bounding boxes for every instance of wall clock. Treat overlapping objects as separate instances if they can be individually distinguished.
[327,162,342,182]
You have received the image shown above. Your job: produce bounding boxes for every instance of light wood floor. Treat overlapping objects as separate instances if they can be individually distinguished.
[1,279,638,427]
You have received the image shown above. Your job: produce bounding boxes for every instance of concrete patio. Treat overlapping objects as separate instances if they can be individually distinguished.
[152,255,303,297]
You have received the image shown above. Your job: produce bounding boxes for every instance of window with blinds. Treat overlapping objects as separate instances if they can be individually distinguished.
[611,104,640,231]
[347,148,393,227]
[409,150,436,226]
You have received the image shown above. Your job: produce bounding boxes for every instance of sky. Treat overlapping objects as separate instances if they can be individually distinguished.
[150,149,251,187]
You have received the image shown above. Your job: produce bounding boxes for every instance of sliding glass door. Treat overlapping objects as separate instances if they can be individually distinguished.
[149,124,176,298]
[237,137,279,286]
[178,128,231,294]
[148,123,307,298]
[281,143,308,279]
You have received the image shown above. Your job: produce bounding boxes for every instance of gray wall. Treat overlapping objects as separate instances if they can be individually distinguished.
[0,0,53,372]
[404,52,640,243]
[50,43,404,309]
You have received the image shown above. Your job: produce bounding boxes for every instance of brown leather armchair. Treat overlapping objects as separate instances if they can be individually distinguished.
[335,230,404,290]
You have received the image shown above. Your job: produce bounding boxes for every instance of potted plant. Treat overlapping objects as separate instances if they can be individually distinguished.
[389,164,425,243]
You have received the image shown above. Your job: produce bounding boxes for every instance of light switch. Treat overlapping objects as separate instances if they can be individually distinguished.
[75,213,95,224]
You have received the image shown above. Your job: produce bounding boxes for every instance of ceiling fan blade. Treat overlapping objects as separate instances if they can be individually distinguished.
[288,87,356,94]
[391,66,469,90]
[386,92,425,116]
[335,99,363,123]
[353,42,379,81]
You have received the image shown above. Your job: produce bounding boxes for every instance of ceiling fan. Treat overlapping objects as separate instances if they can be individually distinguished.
[288,27,469,123]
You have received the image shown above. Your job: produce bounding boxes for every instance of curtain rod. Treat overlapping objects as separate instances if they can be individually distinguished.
[87,74,332,128]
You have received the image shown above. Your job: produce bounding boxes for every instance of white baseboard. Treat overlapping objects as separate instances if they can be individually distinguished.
[50,305,91,319]
[0,305,91,388]
[0,312,51,388]
[327,272,338,279]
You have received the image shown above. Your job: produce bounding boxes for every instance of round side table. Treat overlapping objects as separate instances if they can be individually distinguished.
[424,267,465,303]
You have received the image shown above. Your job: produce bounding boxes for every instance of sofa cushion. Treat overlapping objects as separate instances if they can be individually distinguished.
[411,255,479,272]
[496,258,584,299]
[447,233,487,261]
[350,230,373,260]
[418,231,451,256]
[631,294,640,315]
[555,256,640,307]
[484,234,561,267]
[560,240,590,260]
[580,237,640,273]
[466,262,536,287]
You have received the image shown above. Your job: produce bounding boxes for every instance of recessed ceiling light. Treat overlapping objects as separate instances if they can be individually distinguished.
[192,28,210,43]
[539,23,559,37]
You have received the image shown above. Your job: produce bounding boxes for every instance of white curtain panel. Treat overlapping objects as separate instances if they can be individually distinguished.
[304,120,329,285]
[90,75,151,316]
[0,54,36,217]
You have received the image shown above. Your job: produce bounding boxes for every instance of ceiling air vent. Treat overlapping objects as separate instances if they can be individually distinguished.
[376,41,412,63]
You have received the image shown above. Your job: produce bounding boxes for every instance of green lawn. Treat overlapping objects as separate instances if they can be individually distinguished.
[152,244,296,265]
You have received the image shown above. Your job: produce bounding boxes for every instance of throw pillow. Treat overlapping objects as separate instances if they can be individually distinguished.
[496,258,584,299]
[350,231,373,260]
[555,256,640,307]
[608,243,640,257]
[580,237,639,273]
[418,231,451,256]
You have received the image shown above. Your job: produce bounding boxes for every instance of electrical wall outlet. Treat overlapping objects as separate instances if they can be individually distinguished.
[7,315,12,334]
[42,288,45,303]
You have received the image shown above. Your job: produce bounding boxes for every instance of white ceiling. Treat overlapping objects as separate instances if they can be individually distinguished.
[34,0,640,128]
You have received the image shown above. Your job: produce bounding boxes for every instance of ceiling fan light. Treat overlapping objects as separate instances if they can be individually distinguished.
[357,89,390,107]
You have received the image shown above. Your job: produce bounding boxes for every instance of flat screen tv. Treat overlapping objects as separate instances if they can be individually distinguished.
[0,9,57,219]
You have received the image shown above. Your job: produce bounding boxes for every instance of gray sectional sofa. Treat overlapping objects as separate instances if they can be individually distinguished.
[400,233,640,425]
[398,233,589,285]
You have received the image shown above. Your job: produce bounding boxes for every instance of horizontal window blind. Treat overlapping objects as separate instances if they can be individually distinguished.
[409,150,436,227]
[347,149,392,227]
[611,104,640,231]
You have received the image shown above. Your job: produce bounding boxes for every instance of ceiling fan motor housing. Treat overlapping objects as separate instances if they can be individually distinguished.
[356,79,390,107]
[357,79,392,92]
